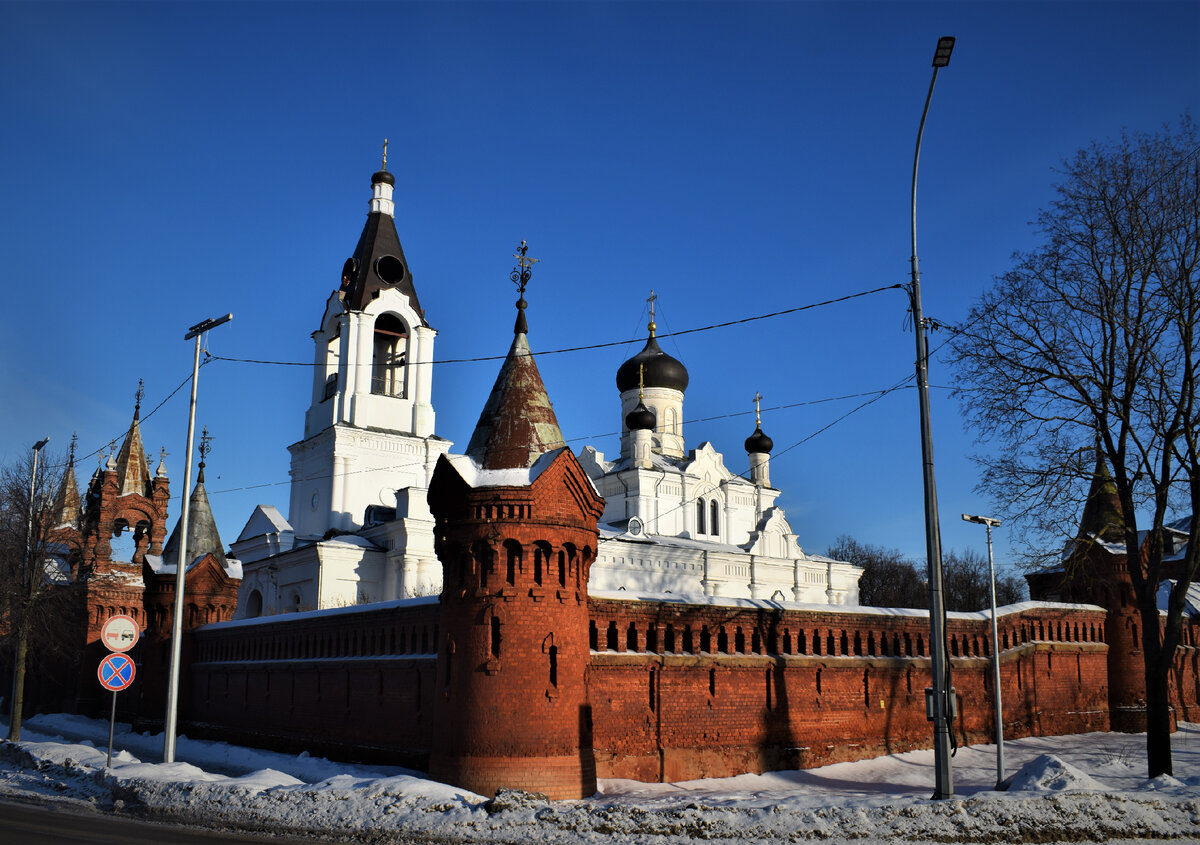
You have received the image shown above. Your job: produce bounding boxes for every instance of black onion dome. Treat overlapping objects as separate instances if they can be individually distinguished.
[744,426,774,454]
[372,170,395,186]
[616,336,689,394]
[625,401,656,431]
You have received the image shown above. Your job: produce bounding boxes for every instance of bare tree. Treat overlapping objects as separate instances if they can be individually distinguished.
[1,450,78,741]
[949,117,1200,776]
[828,535,926,609]
[940,548,1026,613]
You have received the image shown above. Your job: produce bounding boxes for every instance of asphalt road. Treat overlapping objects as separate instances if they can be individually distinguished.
[0,797,321,844]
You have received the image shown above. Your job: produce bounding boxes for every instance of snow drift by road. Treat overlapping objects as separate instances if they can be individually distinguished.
[1,713,1197,843]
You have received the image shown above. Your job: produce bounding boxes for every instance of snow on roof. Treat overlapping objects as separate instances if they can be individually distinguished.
[235,505,292,542]
[1157,579,1200,617]
[145,552,242,579]
[201,594,440,631]
[443,449,563,489]
[589,589,1103,620]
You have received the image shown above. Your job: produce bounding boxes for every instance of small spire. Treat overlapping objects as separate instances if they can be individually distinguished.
[156,446,169,478]
[198,426,212,484]
[105,441,117,471]
[510,240,539,335]
[647,290,658,337]
[134,379,144,419]
[381,138,388,171]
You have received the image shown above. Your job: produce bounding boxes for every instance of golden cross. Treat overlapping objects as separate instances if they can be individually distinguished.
[754,391,763,426]
[638,363,645,402]
[647,290,657,323]
[381,138,388,171]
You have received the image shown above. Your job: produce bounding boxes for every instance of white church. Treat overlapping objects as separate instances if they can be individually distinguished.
[232,160,861,617]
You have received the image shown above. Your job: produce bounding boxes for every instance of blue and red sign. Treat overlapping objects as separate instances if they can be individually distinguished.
[98,653,136,692]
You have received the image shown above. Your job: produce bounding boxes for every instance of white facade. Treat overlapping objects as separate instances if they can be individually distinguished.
[581,442,860,604]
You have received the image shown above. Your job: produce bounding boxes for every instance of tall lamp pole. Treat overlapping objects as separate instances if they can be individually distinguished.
[163,313,231,763]
[910,34,956,799]
[962,513,1005,789]
[6,436,49,742]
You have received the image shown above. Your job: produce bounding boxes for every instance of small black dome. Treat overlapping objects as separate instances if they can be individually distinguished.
[744,426,774,454]
[372,170,395,186]
[625,401,656,431]
[616,336,689,394]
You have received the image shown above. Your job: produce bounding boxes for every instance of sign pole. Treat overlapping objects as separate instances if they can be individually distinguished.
[106,690,117,769]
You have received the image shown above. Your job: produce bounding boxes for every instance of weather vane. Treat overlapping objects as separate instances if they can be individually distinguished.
[135,379,145,413]
[199,426,213,466]
[510,240,539,296]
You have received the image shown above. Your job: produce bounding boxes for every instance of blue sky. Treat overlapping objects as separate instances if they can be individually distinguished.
[1,1,1196,574]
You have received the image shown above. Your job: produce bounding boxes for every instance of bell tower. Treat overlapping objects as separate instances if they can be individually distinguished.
[288,144,450,546]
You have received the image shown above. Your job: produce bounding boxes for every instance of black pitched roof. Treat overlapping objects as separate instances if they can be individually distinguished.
[338,175,428,325]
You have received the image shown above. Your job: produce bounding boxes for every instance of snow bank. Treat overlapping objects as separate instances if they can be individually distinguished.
[2,714,1199,843]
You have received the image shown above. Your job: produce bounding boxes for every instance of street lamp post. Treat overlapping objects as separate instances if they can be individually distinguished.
[7,436,49,742]
[910,34,956,800]
[962,512,1005,789]
[163,313,231,763]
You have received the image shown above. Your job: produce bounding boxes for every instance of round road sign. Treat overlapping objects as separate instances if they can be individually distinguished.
[98,653,136,692]
[100,614,140,653]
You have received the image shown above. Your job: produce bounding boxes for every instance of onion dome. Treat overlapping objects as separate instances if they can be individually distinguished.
[616,309,689,394]
[744,426,774,454]
[625,401,656,431]
[371,169,395,186]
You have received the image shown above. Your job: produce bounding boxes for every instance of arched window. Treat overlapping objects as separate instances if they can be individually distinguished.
[709,499,720,536]
[696,499,706,535]
[504,540,521,586]
[246,590,263,618]
[371,313,408,397]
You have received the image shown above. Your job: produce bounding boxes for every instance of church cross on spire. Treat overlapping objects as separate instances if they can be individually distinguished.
[381,138,388,171]
[638,363,645,403]
[647,290,657,337]
[754,391,763,426]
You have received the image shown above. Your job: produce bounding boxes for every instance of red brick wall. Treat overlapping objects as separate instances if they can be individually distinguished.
[185,600,440,767]
[185,596,1124,786]
[585,598,1112,781]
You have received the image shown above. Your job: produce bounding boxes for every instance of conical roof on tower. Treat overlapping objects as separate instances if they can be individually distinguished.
[464,243,565,471]
[338,145,428,323]
[1077,452,1125,544]
[114,385,151,497]
[161,455,226,571]
[52,438,81,528]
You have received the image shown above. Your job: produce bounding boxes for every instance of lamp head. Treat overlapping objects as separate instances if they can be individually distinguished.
[932,36,955,68]
[961,513,1001,528]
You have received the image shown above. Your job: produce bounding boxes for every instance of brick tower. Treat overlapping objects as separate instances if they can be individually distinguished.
[76,385,171,710]
[1028,455,1145,730]
[427,244,605,799]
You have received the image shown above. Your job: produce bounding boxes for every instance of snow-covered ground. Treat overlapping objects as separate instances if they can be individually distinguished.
[1,713,1198,843]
